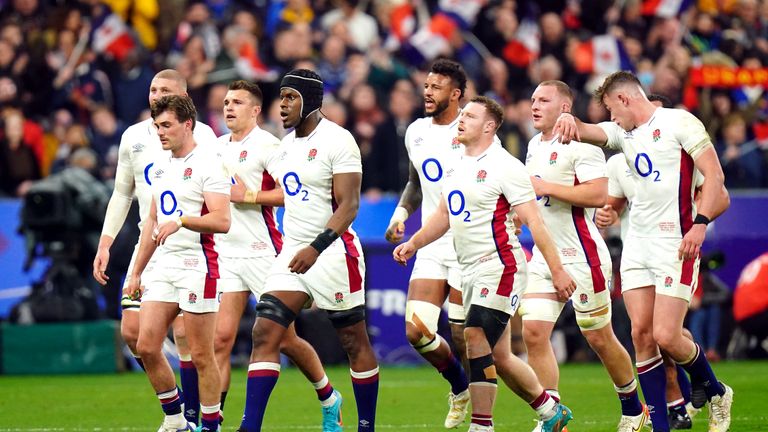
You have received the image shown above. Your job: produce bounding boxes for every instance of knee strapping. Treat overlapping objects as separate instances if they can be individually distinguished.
[576,304,612,330]
[519,298,565,323]
[469,354,497,385]
[326,305,366,329]
[465,305,509,348]
[255,294,296,327]
[405,300,442,351]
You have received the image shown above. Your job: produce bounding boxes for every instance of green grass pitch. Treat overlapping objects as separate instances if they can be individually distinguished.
[1,361,766,431]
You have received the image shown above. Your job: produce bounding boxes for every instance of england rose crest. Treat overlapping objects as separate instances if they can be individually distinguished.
[334,292,344,303]
[188,292,197,304]
[653,129,661,142]
[664,276,673,288]
[477,170,487,183]
[308,148,318,161]
[183,167,192,180]
[549,151,558,165]
[480,287,490,298]
[579,293,588,304]
[451,136,460,149]
[239,150,247,162]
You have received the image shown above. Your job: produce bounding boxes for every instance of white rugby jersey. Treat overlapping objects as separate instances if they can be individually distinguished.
[525,133,610,266]
[271,119,363,255]
[149,145,230,275]
[115,118,217,230]
[599,108,710,238]
[215,126,283,258]
[442,144,535,266]
[404,115,464,259]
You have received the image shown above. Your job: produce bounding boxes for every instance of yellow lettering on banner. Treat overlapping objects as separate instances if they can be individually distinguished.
[737,69,753,86]
[702,67,721,86]
[754,69,768,86]
[721,69,736,86]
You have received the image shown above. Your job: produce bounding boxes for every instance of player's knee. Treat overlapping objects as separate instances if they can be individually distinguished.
[136,337,159,360]
[404,300,441,351]
[121,325,140,352]
[214,328,235,353]
[630,325,655,350]
[327,305,366,329]
[652,326,676,351]
[469,353,497,385]
[522,322,550,348]
[465,305,509,349]
[576,305,612,332]
[255,294,297,328]
[449,325,466,350]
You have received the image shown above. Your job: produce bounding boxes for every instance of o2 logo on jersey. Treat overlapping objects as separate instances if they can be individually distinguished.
[634,153,661,182]
[421,158,443,182]
[239,150,248,162]
[476,170,487,183]
[183,167,192,180]
[160,191,183,216]
[283,172,309,201]
[447,190,471,222]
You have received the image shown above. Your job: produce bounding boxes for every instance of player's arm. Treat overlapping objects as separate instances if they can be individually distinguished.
[596,195,627,228]
[385,162,422,243]
[552,113,610,146]
[93,135,135,285]
[393,198,450,265]
[125,198,159,299]
[679,146,729,260]
[531,176,607,208]
[230,174,285,207]
[514,199,576,300]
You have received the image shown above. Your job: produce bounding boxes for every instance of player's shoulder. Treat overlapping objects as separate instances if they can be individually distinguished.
[252,126,281,146]
[405,117,432,135]
[527,132,542,149]
[607,153,626,167]
[122,118,153,140]
[489,144,522,167]
[217,133,232,145]
[194,121,216,136]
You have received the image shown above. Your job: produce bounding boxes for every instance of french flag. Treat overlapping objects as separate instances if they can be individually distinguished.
[641,0,694,17]
[438,0,485,28]
[90,8,136,61]
[573,35,633,75]
[403,13,458,64]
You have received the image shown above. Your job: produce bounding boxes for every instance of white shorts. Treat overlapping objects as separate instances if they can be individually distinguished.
[263,247,366,311]
[142,269,220,313]
[121,243,156,310]
[621,235,700,301]
[218,256,274,298]
[410,252,464,322]
[525,261,612,312]
[461,249,527,317]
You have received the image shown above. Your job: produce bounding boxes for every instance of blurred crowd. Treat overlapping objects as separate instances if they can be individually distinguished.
[2,0,768,199]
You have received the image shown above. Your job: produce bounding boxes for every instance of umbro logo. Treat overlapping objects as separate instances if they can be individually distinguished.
[154,169,164,177]
[624,131,634,139]
[132,143,145,152]
[414,137,423,145]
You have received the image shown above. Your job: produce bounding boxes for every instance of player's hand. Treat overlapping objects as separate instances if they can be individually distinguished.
[553,112,580,144]
[289,246,320,273]
[123,275,142,301]
[530,175,549,197]
[93,247,110,285]
[513,213,523,236]
[230,174,247,203]
[393,241,417,265]
[552,267,577,301]
[595,204,618,228]
[679,223,706,261]
[152,220,181,246]
[385,220,406,244]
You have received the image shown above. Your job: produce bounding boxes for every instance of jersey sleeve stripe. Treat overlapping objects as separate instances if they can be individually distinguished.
[571,177,607,293]
[261,170,283,254]
[200,203,220,279]
[678,149,696,286]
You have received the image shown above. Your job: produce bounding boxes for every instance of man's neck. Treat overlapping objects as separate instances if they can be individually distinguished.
[295,113,321,137]
[231,124,257,142]
[464,138,493,157]
[633,101,659,128]
[540,127,556,141]
[431,106,460,126]
[172,139,196,158]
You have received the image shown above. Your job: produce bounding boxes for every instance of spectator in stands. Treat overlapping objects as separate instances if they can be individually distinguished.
[50,123,88,174]
[0,108,40,196]
[88,105,124,177]
[317,35,348,94]
[733,252,768,357]
[718,113,765,188]
[111,50,155,124]
[364,79,416,197]
[320,0,378,52]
